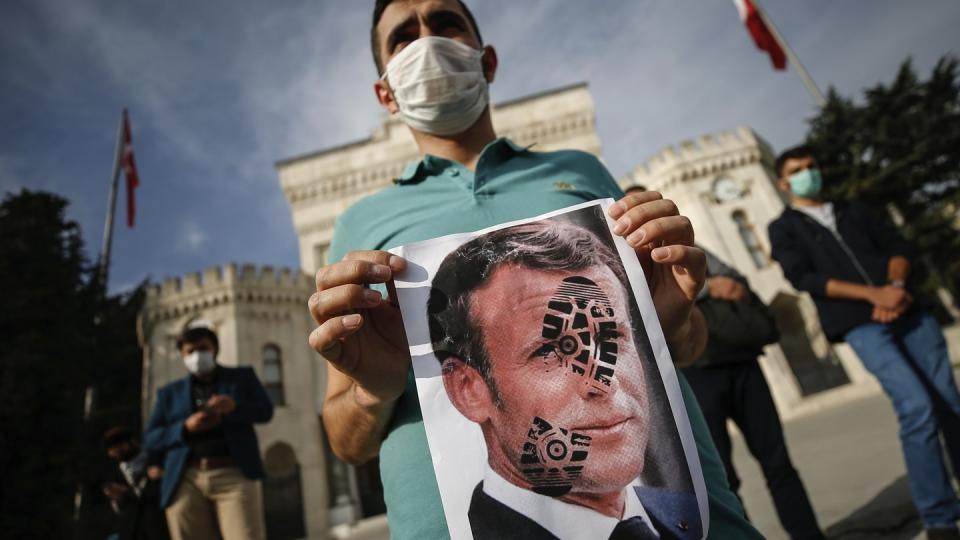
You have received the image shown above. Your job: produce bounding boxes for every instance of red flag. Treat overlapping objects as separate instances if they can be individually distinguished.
[120,110,140,227]
[734,0,787,71]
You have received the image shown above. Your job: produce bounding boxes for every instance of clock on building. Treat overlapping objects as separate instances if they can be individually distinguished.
[712,176,742,203]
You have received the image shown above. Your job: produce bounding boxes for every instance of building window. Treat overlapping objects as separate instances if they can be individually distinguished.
[732,210,768,269]
[262,345,285,406]
[314,243,331,270]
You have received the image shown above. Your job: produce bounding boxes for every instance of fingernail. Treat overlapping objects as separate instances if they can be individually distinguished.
[652,246,669,260]
[612,220,628,235]
[627,229,645,245]
[389,255,404,269]
[362,289,382,304]
[369,264,391,280]
[343,314,362,329]
[608,202,624,217]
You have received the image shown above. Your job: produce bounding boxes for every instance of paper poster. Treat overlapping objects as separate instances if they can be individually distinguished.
[390,199,708,540]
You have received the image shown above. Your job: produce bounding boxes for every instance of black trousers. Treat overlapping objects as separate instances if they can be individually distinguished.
[682,361,824,540]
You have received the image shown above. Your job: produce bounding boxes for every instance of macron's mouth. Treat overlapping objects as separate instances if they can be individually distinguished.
[573,416,634,437]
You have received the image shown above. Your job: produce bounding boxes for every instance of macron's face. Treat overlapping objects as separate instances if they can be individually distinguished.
[471,263,651,495]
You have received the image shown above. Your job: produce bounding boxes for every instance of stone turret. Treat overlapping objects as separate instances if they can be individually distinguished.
[143,264,313,324]
[626,126,776,192]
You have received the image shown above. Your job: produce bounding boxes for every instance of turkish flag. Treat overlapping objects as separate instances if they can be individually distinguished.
[120,110,139,227]
[734,0,787,71]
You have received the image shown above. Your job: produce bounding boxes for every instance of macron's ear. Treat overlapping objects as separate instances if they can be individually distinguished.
[441,357,495,424]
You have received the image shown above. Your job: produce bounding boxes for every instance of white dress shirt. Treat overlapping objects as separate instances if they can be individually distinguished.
[794,202,838,234]
[482,465,660,539]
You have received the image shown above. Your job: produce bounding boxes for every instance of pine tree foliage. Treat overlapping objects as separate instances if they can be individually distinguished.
[0,189,145,538]
[806,56,960,300]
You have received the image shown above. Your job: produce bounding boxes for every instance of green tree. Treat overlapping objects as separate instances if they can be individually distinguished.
[806,55,960,303]
[0,189,145,538]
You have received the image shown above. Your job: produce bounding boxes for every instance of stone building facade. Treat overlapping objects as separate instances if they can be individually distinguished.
[140,83,879,539]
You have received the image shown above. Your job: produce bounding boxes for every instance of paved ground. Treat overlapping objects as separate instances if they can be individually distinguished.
[732,384,934,539]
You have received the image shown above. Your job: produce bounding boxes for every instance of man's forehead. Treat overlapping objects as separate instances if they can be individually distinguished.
[377,0,469,33]
[784,155,815,170]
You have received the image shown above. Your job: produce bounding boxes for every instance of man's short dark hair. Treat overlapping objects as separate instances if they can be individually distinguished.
[427,219,628,403]
[371,0,484,75]
[103,425,134,448]
[624,184,647,195]
[176,326,219,352]
[774,144,815,178]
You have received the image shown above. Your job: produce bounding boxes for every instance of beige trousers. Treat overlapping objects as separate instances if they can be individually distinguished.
[165,466,265,540]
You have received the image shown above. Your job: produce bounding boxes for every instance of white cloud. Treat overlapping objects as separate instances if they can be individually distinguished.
[180,220,208,253]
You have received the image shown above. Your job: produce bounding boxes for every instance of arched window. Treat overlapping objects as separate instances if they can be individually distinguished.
[732,210,768,269]
[263,442,306,539]
[262,345,285,406]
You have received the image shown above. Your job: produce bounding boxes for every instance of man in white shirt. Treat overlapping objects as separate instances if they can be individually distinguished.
[430,219,699,540]
[769,144,960,540]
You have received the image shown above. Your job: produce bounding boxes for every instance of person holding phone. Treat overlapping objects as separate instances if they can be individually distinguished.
[145,326,274,540]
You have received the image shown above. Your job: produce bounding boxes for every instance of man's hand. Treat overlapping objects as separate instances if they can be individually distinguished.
[871,285,912,311]
[608,192,707,361]
[706,276,748,302]
[184,411,221,433]
[308,251,410,407]
[206,394,236,415]
[872,306,901,324]
[103,482,129,500]
[146,466,164,481]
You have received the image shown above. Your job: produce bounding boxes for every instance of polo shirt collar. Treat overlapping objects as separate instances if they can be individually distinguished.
[394,137,528,185]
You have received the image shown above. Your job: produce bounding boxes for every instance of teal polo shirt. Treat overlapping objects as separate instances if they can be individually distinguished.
[329,138,761,539]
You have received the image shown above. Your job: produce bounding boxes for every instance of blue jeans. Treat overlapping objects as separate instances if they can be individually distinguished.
[846,309,960,528]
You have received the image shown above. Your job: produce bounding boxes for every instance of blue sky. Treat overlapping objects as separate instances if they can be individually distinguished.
[1,0,958,293]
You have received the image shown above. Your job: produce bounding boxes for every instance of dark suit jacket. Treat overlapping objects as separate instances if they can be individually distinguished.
[467,481,702,540]
[144,366,274,508]
[768,201,914,341]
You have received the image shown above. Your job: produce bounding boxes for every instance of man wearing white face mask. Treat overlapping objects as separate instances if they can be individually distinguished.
[769,144,960,540]
[308,1,764,539]
[145,326,274,540]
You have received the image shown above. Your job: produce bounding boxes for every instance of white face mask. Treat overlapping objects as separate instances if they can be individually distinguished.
[184,350,216,375]
[383,36,489,136]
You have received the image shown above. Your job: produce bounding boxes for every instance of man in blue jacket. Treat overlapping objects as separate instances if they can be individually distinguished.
[145,326,274,540]
[768,144,960,539]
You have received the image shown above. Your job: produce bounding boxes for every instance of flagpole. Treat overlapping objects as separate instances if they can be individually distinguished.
[752,1,827,108]
[97,109,126,293]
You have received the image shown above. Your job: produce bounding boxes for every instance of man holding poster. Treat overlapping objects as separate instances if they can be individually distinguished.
[307,0,763,538]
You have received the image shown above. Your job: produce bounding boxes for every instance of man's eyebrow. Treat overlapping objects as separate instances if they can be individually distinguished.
[385,14,418,55]
[425,9,469,32]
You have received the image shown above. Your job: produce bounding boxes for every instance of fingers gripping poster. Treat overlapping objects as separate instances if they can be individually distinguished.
[389,200,708,540]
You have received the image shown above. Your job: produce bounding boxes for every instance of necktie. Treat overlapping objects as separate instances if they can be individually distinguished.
[609,516,658,540]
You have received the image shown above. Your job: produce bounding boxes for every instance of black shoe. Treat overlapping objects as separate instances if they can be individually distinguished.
[927,526,960,540]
